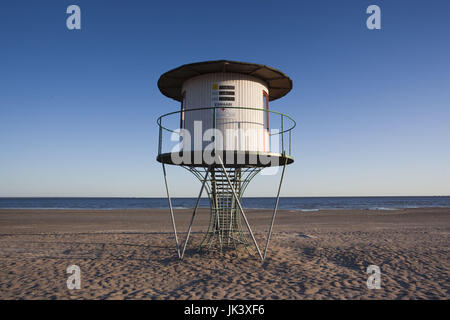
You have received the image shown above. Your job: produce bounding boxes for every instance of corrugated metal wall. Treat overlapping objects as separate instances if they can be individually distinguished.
[181,73,269,152]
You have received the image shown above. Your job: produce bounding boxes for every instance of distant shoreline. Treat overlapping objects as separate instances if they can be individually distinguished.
[1,195,449,198]
[1,207,450,215]
[1,206,450,211]
[1,196,450,211]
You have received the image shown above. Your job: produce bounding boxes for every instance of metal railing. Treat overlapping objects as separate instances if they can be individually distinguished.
[157,106,296,157]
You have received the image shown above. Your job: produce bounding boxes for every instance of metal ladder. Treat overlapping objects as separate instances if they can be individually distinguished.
[201,167,248,250]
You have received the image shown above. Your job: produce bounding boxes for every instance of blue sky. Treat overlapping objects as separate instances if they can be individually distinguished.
[0,0,449,197]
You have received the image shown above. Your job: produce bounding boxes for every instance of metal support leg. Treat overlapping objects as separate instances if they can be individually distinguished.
[180,168,210,259]
[216,156,264,261]
[263,158,288,260]
[162,163,181,259]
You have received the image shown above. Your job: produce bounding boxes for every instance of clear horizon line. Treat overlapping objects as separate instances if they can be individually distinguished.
[1,195,450,199]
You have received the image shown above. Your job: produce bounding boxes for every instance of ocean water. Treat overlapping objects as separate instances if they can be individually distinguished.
[0,196,449,211]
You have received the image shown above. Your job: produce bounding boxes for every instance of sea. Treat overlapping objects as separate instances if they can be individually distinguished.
[0,196,449,211]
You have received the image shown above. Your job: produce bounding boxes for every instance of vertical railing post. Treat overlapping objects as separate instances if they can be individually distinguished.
[158,119,162,155]
[289,129,291,155]
[281,115,284,154]
[213,107,217,155]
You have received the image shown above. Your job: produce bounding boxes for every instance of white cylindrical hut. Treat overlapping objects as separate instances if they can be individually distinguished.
[182,72,270,152]
[158,60,293,165]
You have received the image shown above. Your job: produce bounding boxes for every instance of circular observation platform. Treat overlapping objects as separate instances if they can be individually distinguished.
[156,106,296,168]
[156,151,294,168]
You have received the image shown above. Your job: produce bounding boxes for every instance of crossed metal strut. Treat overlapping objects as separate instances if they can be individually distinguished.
[161,155,288,261]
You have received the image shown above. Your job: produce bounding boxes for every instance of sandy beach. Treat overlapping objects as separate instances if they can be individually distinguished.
[0,207,448,300]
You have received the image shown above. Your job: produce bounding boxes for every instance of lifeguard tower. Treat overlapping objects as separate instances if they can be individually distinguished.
[156,60,295,260]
